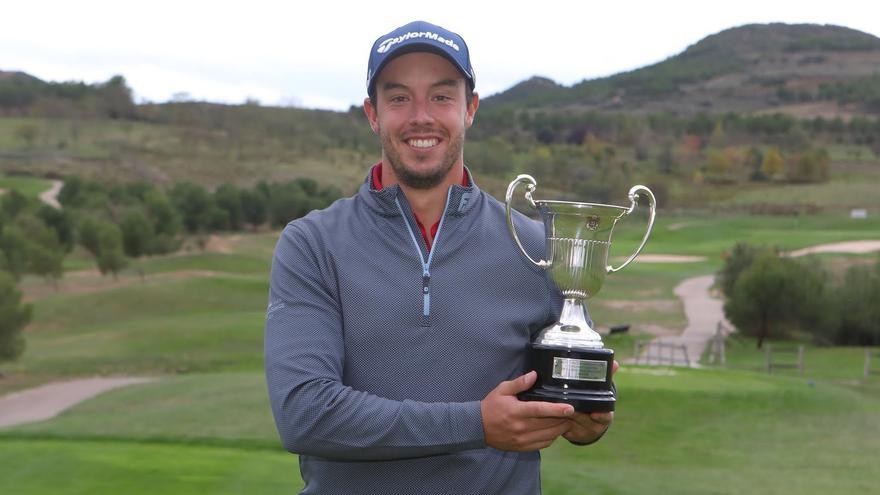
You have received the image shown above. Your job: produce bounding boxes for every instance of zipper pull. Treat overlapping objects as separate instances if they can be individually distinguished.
[422,271,430,317]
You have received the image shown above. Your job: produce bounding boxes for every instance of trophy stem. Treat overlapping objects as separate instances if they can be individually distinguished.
[559,298,594,333]
[535,298,604,349]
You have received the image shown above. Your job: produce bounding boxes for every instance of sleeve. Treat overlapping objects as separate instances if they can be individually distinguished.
[264,222,486,461]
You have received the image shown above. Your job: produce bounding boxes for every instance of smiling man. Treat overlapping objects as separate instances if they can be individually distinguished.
[265,20,614,495]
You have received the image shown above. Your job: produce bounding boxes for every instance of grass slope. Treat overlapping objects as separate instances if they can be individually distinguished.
[2,369,877,495]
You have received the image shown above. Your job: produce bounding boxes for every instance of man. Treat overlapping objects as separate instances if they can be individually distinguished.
[265,20,615,494]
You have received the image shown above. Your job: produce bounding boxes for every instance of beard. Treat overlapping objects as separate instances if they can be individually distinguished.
[379,126,465,190]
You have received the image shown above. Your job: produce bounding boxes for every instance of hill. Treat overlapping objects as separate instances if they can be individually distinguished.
[485,23,880,117]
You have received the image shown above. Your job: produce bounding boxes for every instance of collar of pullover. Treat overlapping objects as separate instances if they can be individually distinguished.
[360,162,480,221]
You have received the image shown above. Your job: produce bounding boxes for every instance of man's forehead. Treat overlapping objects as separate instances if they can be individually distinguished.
[375,52,467,88]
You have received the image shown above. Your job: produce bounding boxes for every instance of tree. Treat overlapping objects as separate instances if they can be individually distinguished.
[213,183,244,230]
[240,188,267,229]
[143,189,181,240]
[1,189,29,219]
[0,226,30,280]
[96,222,127,279]
[13,123,39,148]
[120,210,155,258]
[98,75,136,119]
[267,181,308,227]
[761,147,785,180]
[16,214,64,284]
[745,147,765,181]
[0,270,31,362]
[724,252,828,348]
[833,261,880,345]
[718,242,771,298]
[78,216,102,257]
[36,205,75,253]
[170,182,213,233]
[787,148,830,184]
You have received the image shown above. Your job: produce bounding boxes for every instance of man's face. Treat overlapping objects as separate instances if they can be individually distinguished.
[364,51,478,189]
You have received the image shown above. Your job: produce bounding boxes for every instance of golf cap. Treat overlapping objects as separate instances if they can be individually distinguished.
[366,20,475,96]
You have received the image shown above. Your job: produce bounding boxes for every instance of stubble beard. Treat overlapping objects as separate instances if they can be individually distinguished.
[380,127,465,190]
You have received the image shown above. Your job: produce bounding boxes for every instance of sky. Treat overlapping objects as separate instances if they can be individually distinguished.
[3,0,879,112]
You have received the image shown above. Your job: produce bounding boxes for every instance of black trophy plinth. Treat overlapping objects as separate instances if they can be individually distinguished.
[518,343,616,412]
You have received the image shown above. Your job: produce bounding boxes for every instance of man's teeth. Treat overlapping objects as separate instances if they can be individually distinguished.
[409,138,438,148]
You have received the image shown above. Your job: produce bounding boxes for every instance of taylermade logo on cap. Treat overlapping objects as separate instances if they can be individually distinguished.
[377,31,460,54]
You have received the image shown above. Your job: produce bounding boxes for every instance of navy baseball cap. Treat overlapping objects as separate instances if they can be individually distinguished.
[366,20,475,96]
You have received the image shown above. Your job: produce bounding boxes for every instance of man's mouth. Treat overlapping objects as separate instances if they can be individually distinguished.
[406,138,439,149]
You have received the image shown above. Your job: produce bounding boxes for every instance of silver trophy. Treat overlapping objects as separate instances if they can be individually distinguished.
[505,174,656,412]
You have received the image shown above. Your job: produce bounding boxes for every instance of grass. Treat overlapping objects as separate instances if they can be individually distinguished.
[541,367,880,495]
[610,212,880,259]
[3,368,877,495]
[0,439,303,495]
[3,213,880,494]
[0,173,54,198]
[706,334,880,381]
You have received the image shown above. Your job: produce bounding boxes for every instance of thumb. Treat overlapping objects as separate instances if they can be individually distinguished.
[496,371,537,396]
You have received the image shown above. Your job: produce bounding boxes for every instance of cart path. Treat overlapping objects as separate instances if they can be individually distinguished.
[0,377,156,429]
[38,179,63,209]
[634,239,880,367]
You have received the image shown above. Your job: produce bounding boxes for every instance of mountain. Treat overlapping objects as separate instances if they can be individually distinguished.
[484,23,880,117]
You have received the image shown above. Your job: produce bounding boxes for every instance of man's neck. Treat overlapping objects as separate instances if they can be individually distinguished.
[381,162,464,232]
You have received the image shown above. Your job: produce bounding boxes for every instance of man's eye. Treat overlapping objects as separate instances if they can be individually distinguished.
[390,96,408,103]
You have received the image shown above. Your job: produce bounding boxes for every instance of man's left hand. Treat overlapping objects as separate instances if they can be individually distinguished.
[562,360,619,445]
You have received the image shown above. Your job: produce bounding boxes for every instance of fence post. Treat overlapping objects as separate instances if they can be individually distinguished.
[719,330,726,365]
[766,344,772,374]
[798,345,805,376]
[866,348,872,378]
[682,345,691,368]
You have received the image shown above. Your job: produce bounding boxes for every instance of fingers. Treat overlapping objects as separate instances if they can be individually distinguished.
[520,399,574,418]
[612,360,620,375]
[588,411,614,426]
[514,420,572,450]
[495,370,538,395]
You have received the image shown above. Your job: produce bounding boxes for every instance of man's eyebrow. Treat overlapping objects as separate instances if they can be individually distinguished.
[381,81,408,92]
[431,79,461,89]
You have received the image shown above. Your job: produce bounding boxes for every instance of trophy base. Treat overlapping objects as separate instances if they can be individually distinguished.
[519,343,616,413]
[518,383,616,413]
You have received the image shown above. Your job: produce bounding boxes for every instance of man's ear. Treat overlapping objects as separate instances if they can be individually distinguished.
[364,97,379,134]
[465,92,480,128]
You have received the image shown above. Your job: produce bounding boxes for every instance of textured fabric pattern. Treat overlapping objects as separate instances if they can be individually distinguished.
[265,169,567,494]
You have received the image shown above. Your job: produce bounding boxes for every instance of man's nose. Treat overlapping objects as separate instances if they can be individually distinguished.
[408,98,435,125]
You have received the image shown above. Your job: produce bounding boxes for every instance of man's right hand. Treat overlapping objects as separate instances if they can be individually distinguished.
[480,371,574,451]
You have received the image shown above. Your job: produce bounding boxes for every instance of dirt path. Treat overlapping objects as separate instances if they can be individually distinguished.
[0,377,156,429]
[634,239,880,367]
[38,179,63,209]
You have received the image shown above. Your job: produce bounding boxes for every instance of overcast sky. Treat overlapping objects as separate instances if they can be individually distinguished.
[3,0,879,111]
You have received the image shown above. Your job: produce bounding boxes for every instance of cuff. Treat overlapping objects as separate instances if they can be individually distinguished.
[449,400,487,450]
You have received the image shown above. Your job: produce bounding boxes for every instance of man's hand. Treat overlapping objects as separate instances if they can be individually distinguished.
[563,360,619,445]
[480,371,574,451]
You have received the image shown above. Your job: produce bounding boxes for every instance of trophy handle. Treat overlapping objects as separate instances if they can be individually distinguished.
[505,174,551,269]
[607,185,656,274]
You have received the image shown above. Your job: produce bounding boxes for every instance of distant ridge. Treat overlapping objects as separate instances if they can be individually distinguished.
[484,23,880,116]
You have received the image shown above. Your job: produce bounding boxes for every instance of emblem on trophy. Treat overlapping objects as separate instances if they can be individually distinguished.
[505,174,656,412]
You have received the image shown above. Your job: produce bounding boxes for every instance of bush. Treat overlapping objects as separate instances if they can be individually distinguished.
[0,270,31,362]
[723,251,830,348]
[833,261,880,345]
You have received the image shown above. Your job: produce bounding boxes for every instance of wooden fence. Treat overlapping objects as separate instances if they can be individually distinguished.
[766,344,804,375]
[634,340,690,367]
[865,348,880,378]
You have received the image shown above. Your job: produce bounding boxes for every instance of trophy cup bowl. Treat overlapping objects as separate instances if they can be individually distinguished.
[505,174,656,412]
